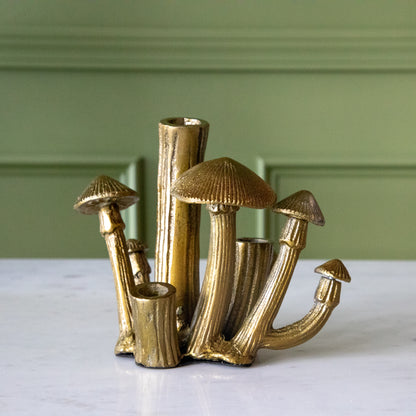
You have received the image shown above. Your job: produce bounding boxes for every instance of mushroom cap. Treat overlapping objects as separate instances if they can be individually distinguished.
[126,239,148,254]
[272,190,325,226]
[74,175,139,214]
[171,157,276,209]
[314,259,351,283]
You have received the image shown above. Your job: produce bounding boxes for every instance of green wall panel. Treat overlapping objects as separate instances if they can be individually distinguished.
[0,159,141,258]
[260,162,416,260]
[1,1,415,259]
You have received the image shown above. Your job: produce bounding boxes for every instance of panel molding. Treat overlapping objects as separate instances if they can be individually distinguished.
[0,155,143,239]
[257,157,416,243]
[1,26,416,71]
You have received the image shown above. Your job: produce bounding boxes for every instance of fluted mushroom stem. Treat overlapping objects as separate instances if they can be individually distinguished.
[155,118,209,328]
[130,282,181,368]
[261,277,341,349]
[186,205,238,359]
[228,218,308,363]
[224,238,274,339]
[99,204,136,355]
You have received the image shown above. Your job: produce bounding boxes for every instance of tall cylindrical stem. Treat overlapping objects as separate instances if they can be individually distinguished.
[99,204,136,355]
[130,282,181,368]
[224,238,274,339]
[186,205,237,359]
[230,218,308,361]
[155,117,209,328]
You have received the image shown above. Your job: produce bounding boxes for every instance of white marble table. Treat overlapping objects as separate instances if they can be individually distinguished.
[1,259,415,415]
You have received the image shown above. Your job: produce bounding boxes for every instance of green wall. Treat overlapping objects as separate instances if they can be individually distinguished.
[1,1,416,259]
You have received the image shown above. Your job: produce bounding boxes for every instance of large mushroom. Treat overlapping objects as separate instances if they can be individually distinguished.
[74,175,138,355]
[171,157,276,359]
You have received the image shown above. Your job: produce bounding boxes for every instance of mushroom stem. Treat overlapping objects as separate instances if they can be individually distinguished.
[130,282,181,368]
[228,217,308,362]
[127,239,151,285]
[99,204,136,355]
[155,118,209,329]
[261,277,341,350]
[186,204,238,359]
[224,238,274,340]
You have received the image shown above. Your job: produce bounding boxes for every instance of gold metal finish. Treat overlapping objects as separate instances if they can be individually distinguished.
[262,259,350,350]
[155,117,209,329]
[315,258,352,282]
[262,276,341,350]
[185,204,238,358]
[171,157,276,359]
[206,190,326,365]
[127,239,151,285]
[171,157,277,208]
[130,282,181,368]
[74,118,351,368]
[224,238,274,340]
[74,175,138,355]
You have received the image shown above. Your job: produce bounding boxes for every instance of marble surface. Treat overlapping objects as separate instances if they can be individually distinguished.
[1,259,415,415]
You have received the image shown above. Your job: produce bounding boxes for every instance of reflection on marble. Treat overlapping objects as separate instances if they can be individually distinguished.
[1,259,415,415]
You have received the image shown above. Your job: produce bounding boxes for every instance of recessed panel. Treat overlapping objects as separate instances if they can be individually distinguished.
[0,162,139,258]
[264,166,416,260]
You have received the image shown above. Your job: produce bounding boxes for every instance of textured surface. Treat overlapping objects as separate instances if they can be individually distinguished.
[273,190,325,226]
[155,118,208,327]
[186,207,237,358]
[100,208,135,355]
[127,239,151,285]
[130,282,180,368]
[172,157,276,209]
[74,175,139,214]
[315,259,352,282]
[1,259,415,415]
[224,238,274,339]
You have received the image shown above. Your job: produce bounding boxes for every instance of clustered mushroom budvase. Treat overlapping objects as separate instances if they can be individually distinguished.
[73,117,351,368]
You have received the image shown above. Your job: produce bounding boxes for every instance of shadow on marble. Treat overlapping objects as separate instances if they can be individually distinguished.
[256,313,414,367]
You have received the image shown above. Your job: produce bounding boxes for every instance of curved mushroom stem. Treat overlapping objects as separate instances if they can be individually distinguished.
[99,204,136,355]
[261,277,341,350]
[186,204,238,359]
[212,217,308,365]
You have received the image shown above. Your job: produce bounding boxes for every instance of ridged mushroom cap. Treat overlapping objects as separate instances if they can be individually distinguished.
[74,175,139,214]
[315,259,351,283]
[126,239,148,254]
[171,157,276,209]
[272,190,325,226]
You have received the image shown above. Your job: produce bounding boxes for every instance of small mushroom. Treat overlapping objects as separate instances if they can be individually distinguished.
[229,190,325,364]
[172,157,276,359]
[315,259,351,283]
[260,259,350,351]
[126,239,151,285]
[74,175,139,355]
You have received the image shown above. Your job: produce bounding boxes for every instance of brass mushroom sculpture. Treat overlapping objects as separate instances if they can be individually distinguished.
[73,117,352,369]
